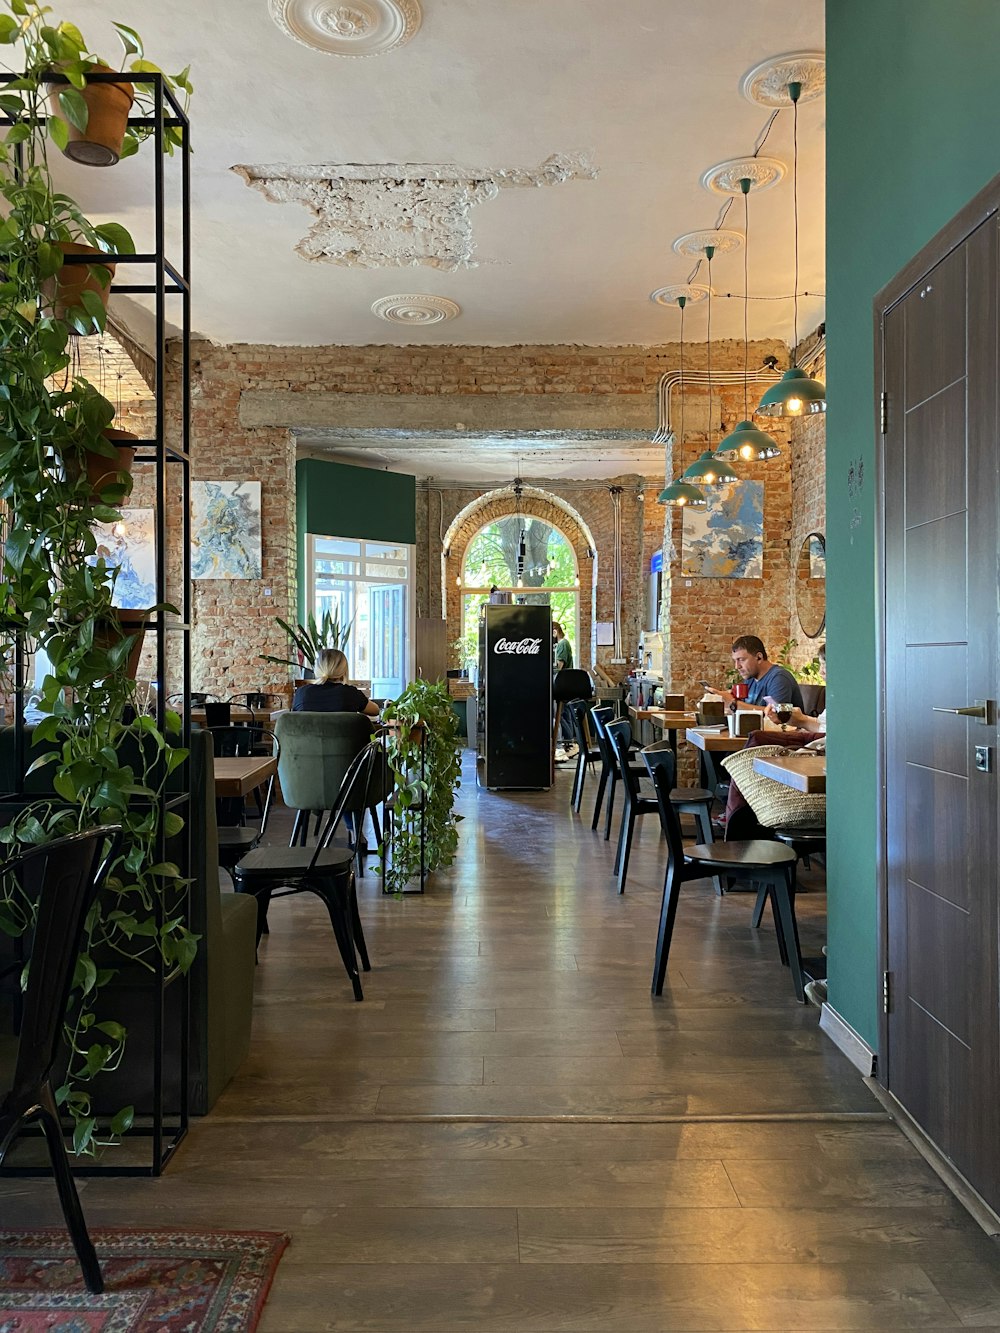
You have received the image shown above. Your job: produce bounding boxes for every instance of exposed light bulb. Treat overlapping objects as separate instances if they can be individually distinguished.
[573,576,580,587]
[786,396,804,416]
[738,443,757,461]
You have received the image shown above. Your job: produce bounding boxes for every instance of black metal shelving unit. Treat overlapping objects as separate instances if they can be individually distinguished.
[0,72,191,1176]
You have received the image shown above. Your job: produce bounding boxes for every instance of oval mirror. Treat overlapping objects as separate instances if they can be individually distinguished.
[795,532,826,639]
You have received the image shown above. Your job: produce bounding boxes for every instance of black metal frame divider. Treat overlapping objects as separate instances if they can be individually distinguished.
[380,723,427,894]
[642,754,807,1002]
[0,71,192,1175]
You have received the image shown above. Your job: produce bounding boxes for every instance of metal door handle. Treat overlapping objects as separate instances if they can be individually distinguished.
[931,698,995,725]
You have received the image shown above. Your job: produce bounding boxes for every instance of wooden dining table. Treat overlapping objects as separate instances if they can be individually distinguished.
[684,726,747,794]
[752,752,827,793]
[213,755,277,799]
[629,707,698,760]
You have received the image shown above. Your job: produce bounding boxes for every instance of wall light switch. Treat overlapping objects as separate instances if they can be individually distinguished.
[263,587,272,597]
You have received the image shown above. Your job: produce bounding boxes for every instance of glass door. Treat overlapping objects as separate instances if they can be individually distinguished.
[368,583,406,699]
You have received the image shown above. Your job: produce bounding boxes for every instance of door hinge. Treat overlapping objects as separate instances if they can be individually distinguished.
[880,391,888,435]
[883,969,892,1014]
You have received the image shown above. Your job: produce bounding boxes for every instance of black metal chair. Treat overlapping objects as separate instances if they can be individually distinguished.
[588,705,644,840]
[229,691,284,711]
[552,668,593,758]
[642,756,805,1001]
[233,744,378,1000]
[209,727,280,886]
[605,721,716,895]
[567,698,601,814]
[641,743,721,896]
[0,826,123,1294]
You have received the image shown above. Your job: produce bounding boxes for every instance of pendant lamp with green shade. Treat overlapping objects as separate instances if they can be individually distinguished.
[657,295,707,508]
[756,80,826,418]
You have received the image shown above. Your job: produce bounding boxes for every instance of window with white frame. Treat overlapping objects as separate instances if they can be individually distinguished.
[307,535,412,699]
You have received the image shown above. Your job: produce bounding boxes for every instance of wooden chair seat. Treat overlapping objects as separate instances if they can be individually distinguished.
[672,786,713,805]
[687,840,798,870]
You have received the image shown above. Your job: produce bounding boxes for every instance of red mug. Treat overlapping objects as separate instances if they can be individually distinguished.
[732,681,749,701]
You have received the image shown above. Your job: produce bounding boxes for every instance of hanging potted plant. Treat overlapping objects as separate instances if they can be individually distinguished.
[0,1,194,1155]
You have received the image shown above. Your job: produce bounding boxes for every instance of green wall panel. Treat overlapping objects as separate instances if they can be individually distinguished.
[826,0,1000,1046]
[295,458,416,621]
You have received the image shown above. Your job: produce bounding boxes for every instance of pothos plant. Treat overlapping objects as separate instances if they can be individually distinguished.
[379,679,462,896]
[0,3,194,1154]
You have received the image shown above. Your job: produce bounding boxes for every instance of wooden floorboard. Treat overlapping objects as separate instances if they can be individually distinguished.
[4,751,999,1328]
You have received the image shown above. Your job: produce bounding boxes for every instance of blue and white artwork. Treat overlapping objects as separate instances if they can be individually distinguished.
[191,481,262,580]
[681,481,764,579]
[89,507,156,609]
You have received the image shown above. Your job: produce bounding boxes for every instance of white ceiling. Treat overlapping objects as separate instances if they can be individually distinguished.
[54,0,826,350]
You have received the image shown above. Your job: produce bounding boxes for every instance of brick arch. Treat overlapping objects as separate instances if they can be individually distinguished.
[442,486,597,668]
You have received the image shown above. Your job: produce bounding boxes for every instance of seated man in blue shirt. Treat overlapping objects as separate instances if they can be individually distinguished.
[709,634,804,712]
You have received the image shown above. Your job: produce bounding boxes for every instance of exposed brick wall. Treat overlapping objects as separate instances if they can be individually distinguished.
[95,335,827,718]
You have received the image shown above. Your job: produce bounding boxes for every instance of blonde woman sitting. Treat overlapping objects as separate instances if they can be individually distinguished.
[293,649,379,718]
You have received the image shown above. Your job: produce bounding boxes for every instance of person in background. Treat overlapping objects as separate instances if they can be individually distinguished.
[293,649,379,717]
[552,621,577,762]
[707,634,804,713]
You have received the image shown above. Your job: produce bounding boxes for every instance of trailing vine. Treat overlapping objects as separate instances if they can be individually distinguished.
[379,679,462,896]
[0,2,194,1154]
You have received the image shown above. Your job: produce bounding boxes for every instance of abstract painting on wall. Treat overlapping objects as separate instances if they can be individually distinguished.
[88,507,156,608]
[191,481,262,579]
[681,481,764,578]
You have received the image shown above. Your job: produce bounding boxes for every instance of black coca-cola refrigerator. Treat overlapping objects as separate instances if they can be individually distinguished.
[477,603,552,789]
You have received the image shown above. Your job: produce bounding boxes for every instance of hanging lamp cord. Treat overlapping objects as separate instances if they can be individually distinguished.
[706,251,713,448]
[743,182,750,419]
[791,81,801,361]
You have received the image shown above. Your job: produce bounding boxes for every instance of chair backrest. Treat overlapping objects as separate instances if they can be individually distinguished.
[230,692,282,710]
[567,698,593,750]
[553,668,594,705]
[308,742,380,874]
[607,719,645,801]
[799,683,826,718]
[589,705,613,767]
[642,750,686,867]
[274,710,374,813]
[3,826,122,1105]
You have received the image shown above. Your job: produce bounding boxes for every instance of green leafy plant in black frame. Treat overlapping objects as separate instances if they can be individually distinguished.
[378,679,463,897]
[0,0,194,1156]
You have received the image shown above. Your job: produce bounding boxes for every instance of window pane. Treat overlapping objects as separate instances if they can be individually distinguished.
[463,518,576,588]
[316,537,361,557]
[366,561,408,579]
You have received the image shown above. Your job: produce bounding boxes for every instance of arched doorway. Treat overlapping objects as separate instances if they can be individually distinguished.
[456,517,579,671]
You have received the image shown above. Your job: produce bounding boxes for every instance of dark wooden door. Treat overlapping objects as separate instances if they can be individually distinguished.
[882,215,1000,1209]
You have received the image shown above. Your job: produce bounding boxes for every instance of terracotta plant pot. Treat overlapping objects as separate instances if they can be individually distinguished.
[85,428,137,501]
[46,66,134,167]
[94,607,147,680]
[42,242,115,326]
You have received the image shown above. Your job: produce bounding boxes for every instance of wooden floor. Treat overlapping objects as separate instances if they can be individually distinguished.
[5,752,1000,1329]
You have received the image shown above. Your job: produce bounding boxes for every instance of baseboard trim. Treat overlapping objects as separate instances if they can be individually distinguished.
[819,1002,877,1076]
[864,1078,1000,1236]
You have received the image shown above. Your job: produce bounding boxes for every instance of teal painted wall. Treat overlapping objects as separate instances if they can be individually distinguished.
[826,0,1000,1046]
[295,459,416,621]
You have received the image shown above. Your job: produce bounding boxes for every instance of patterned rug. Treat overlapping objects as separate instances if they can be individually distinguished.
[0,1228,288,1331]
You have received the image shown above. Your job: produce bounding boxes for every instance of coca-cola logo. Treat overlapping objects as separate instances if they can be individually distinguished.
[493,637,543,655]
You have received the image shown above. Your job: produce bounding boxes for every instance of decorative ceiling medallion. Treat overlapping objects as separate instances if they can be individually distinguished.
[232,154,598,270]
[268,0,421,57]
[649,284,712,307]
[701,156,786,196]
[371,294,460,324]
[671,229,744,258]
[741,51,826,106]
